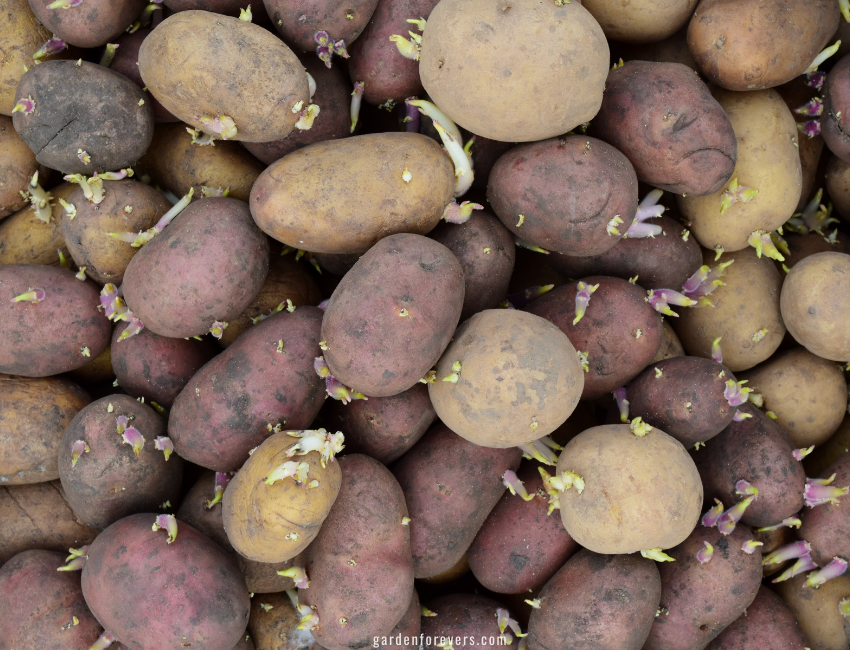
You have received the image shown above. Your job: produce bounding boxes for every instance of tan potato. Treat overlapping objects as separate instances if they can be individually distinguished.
[780,252,850,361]
[250,133,454,255]
[582,0,698,45]
[652,320,686,363]
[0,182,75,266]
[740,348,847,448]
[555,423,703,554]
[0,0,53,115]
[672,247,785,372]
[0,115,38,218]
[247,591,322,650]
[677,89,802,252]
[775,572,850,650]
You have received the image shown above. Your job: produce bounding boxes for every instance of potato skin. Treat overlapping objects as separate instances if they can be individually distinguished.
[0,0,54,115]
[265,0,378,52]
[783,231,850,268]
[82,513,251,650]
[526,550,660,650]
[825,155,850,221]
[168,307,326,472]
[799,453,850,567]
[0,182,75,266]
[487,136,637,257]
[392,423,521,578]
[250,133,454,255]
[110,29,179,123]
[421,594,519,650]
[0,115,37,218]
[706,587,807,650]
[27,0,144,48]
[652,320,686,363]
[826,59,850,162]
[0,264,112,377]
[582,0,697,45]
[122,197,270,339]
[774,572,850,650]
[247,591,323,650]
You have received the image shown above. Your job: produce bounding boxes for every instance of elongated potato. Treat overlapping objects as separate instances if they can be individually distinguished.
[0,183,75,266]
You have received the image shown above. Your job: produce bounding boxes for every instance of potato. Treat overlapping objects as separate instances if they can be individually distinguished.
[618,25,697,71]
[265,0,378,52]
[652,320,686,363]
[687,0,840,91]
[419,0,608,142]
[642,525,762,650]
[169,307,325,472]
[222,430,343,563]
[377,589,421,650]
[775,572,850,650]
[804,414,850,479]
[590,61,737,197]
[139,11,309,143]
[247,591,323,650]
[694,404,806,527]
[0,115,38,218]
[0,264,111,377]
[429,309,583,447]
[676,89,802,252]
[799,453,850,567]
[0,374,90,485]
[582,0,697,44]
[81,512,251,650]
[250,133,454,255]
[165,0,262,16]
[828,155,850,223]
[526,277,662,400]
[672,247,785,372]
[0,182,75,266]
[321,233,463,397]
[68,341,115,385]
[526,550,660,650]
[27,0,144,48]
[236,555,296,595]
[0,550,103,649]
[421,594,519,650]
[556,423,702,554]
[780,252,850,362]
[0,0,54,115]
[783,231,850,268]
[0,480,98,565]
[392,423,521,578]
[12,60,154,175]
[122,197,270,339]
[110,29,179,123]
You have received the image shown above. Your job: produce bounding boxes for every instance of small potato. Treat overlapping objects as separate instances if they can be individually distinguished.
[804,414,850,479]
[250,133,454,255]
[0,0,54,115]
[705,586,808,650]
[27,0,144,48]
[780,252,850,362]
[487,136,637,257]
[526,550,660,650]
[740,348,847,447]
[0,183,76,266]
[556,424,703,554]
[775,572,850,650]
[247,591,323,650]
[799,453,850,567]
[828,155,850,223]
[429,309,584,447]
[582,0,697,44]
[110,29,178,123]
[0,374,90,485]
[652,319,685,363]
[0,115,38,218]
[421,594,519,650]
[265,0,379,52]
[672,247,785,373]
[676,89,802,252]
[687,0,839,91]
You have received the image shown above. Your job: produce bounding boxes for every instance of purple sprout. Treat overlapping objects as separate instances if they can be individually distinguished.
[735,479,759,497]
[70,440,89,467]
[11,288,45,304]
[797,120,822,138]
[646,288,697,317]
[152,514,178,544]
[404,97,420,132]
[33,35,67,60]
[772,554,818,583]
[205,472,232,509]
[441,200,483,225]
[732,410,752,422]
[696,541,714,564]
[741,540,764,555]
[805,474,850,508]
[11,96,35,114]
[701,498,725,527]
[613,387,629,423]
[806,70,826,90]
[278,567,310,589]
[624,190,665,239]
[725,380,752,407]
[763,540,813,567]
[795,97,824,117]
[806,557,849,589]
[681,260,734,306]
[757,517,802,532]
[121,427,145,456]
[711,338,723,363]
[350,81,364,133]
[716,496,756,535]
[154,436,173,461]
[573,281,599,325]
[793,446,815,461]
[502,469,535,501]
[57,545,90,572]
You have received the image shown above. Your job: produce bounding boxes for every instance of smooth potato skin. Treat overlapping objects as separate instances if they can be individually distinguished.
[0,183,74,265]
[0,265,111,377]
[799,453,850,567]
[123,197,270,339]
[775,573,850,650]
[168,307,326,472]
[250,133,454,255]
[652,320,686,363]
[28,0,145,48]
[264,0,378,51]
[526,551,660,650]
[0,115,37,218]
[0,0,53,115]
[82,513,251,650]
[487,136,636,257]
[421,594,518,650]
[583,0,697,44]
[110,29,179,123]
[392,423,521,578]
[828,153,850,223]
[706,586,808,650]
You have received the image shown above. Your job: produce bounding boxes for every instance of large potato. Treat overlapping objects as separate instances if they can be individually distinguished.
[0,182,75,266]
[0,114,38,218]
[582,0,697,44]
[418,0,609,142]
[676,89,801,252]
[0,0,53,115]
[250,133,454,255]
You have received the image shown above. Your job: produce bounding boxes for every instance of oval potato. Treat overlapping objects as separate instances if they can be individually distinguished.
[0,0,54,115]
[582,0,698,45]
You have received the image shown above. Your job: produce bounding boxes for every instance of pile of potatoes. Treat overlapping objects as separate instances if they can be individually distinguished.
[2,0,850,649]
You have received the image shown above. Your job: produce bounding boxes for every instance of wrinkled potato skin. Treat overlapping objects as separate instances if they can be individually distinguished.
[265,0,379,52]
[0,375,90,485]
[247,591,323,650]
[651,320,685,363]
[687,0,840,91]
[780,252,850,362]
[526,551,661,650]
[677,89,802,251]
[583,0,697,44]
[740,348,847,447]
[251,133,454,255]
[0,183,75,266]
[139,11,309,143]
[487,136,637,257]
[827,155,850,223]
[0,265,112,377]
[590,61,736,196]
[673,248,785,372]
[775,573,850,650]
[0,115,37,218]
[28,0,145,48]
[0,0,53,115]
[557,424,702,554]
[799,453,850,567]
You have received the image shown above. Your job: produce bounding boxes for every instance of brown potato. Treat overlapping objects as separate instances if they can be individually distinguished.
[652,320,685,362]
[0,115,38,218]
[0,0,53,115]
[67,341,115,385]
[827,155,850,224]
[265,0,379,52]
[582,0,697,44]
[617,25,697,71]
[783,231,850,268]
[803,414,850,479]
[0,182,75,266]
[817,52,850,163]
[27,0,145,48]
[247,591,323,650]
[109,28,179,123]
[775,572,850,650]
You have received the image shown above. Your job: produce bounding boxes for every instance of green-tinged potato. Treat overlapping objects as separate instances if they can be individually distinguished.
[322,234,464,398]
[672,247,785,372]
[421,594,518,650]
[0,183,75,266]
[419,0,609,142]
[582,0,697,44]
[652,320,685,363]
[247,591,323,650]
[265,0,378,52]
[0,374,90,484]
[676,89,802,252]
[27,0,144,48]
[694,404,806,527]
[780,252,850,362]
[828,155,850,223]
[804,414,850,479]
[740,348,847,447]
[63,179,173,285]
[122,197,270,339]
[139,11,309,143]
[782,231,850,268]
[0,550,103,649]
[556,424,702,554]
[222,430,343,563]
[0,115,38,218]
[0,0,54,115]
[526,550,660,650]
[775,573,850,650]
[429,309,583,447]
[250,133,454,255]
[799,453,850,567]
[0,264,111,377]
[392,423,521,578]
[643,525,762,650]
[12,61,154,175]
[67,341,115,385]
[169,308,325,472]
[526,277,662,401]
[687,0,839,91]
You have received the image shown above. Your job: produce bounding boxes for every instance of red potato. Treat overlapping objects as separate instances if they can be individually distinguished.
[27,0,145,48]
[705,586,809,650]
[264,0,379,52]
[110,29,179,122]
[421,594,519,650]
[799,452,850,567]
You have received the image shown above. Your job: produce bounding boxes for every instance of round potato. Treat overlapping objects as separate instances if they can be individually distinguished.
[247,591,323,650]
[775,572,850,650]
[0,182,75,266]
[0,0,54,115]
[265,0,378,52]
[0,114,38,218]
[27,0,145,48]
[582,0,697,44]
[418,0,609,142]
